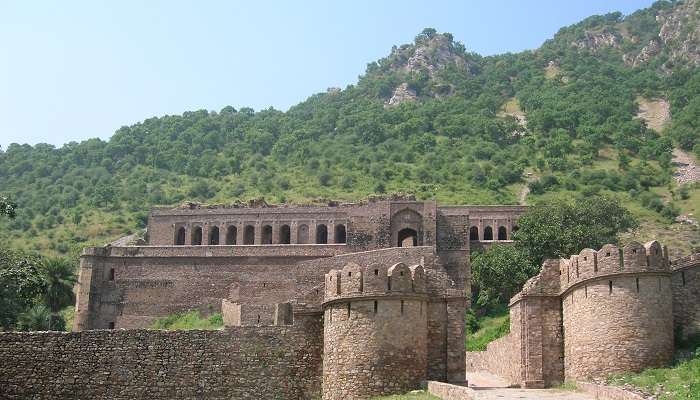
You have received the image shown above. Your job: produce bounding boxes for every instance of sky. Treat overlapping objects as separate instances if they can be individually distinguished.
[1,0,657,148]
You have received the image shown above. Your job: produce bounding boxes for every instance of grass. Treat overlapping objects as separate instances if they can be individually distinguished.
[607,336,700,400]
[607,357,700,399]
[466,309,510,351]
[148,310,224,330]
[371,391,439,400]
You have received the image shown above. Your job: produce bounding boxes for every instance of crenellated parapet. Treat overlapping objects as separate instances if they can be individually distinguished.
[323,261,427,304]
[560,240,670,293]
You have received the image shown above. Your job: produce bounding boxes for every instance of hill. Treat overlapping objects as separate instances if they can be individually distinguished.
[1,0,699,259]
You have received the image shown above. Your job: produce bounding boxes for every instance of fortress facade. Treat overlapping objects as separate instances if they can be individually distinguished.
[1,195,699,399]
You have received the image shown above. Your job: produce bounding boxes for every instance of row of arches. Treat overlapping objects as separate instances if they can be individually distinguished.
[469,225,516,241]
[175,223,346,246]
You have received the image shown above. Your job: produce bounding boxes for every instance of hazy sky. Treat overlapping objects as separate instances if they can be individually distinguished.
[1,1,656,148]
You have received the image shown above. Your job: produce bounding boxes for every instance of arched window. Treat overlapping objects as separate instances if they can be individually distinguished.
[398,228,418,247]
[469,226,479,241]
[226,226,237,245]
[316,224,328,244]
[335,224,346,244]
[175,227,186,245]
[191,226,203,245]
[498,226,507,240]
[279,225,291,244]
[297,224,309,244]
[484,226,493,241]
[262,225,273,244]
[209,226,220,245]
[243,225,255,245]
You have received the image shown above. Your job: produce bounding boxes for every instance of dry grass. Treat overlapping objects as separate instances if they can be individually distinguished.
[636,97,671,132]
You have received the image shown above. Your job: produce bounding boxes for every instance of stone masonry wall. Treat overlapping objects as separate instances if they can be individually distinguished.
[465,334,520,386]
[671,254,700,340]
[0,316,323,400]
[562,274,673,380]
[322,298,428,400]
[74,245,344,330]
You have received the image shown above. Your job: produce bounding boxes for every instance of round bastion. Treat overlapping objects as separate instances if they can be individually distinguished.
[321,261,428,400]
[561,240,674,381]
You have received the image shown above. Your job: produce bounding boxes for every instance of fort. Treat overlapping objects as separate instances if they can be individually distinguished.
[0,195,699,399]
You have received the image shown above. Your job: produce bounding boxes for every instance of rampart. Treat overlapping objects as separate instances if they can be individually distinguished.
[0,316,322,400]
[671,253,700,340]
[322,262,429,400]
[467,241,681,387]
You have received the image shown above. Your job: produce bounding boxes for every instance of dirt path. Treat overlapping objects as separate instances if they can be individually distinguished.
[672,148,700,184]
[466,373,595,400]
[518,173,538,205]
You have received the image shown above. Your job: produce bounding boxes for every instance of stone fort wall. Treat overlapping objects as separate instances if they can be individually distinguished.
[466,241,688,387]
[74,245,346,330]
[322,262,429,399]
[672,253,700,341]
[0,316,323,400]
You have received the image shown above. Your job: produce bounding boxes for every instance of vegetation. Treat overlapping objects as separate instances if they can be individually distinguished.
[466,308,510,351]
[608,336,700,400]
[148,310,224,330]
[0,245,77,331]
[471,194,636,314]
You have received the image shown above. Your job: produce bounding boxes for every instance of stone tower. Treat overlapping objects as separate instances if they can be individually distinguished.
[560,240,674,380]
[322,261,429,400]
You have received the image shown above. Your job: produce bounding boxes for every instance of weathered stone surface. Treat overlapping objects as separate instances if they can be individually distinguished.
[0,320,322,400]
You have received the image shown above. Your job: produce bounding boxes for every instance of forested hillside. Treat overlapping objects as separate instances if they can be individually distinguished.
[1,0,699,259]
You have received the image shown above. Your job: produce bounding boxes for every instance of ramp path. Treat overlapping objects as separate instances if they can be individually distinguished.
[428,373,595,400]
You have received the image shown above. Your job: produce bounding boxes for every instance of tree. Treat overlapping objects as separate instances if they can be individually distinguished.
[17,304,54,331]
[471,245,538,312]
[0,195,16,218]
[40,258,77,329]
[0,248,44,329]
[514,195,638,265]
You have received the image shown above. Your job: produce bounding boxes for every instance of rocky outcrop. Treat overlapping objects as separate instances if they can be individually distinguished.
[387,82,418,106]
[571,29,621,51]
[657,0,700,67]
[624,39,662,66]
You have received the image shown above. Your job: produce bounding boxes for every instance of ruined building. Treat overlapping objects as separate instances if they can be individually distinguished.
[2,196,700,399]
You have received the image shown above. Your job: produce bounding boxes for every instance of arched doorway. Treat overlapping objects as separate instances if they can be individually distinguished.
[175,227,186,245]
[191,226,203,245]
[390,208,423,248]
[280,225,291,244]
[209,226,220,245]
[498,226,507,240]
[335,224,346,244]
[484,226,493,241]
[226,226,237,245]
[469,226,479,241]
[243,225,255,245]
[262,225,273,244]
[316,224,328,244]
[398,228,418,247]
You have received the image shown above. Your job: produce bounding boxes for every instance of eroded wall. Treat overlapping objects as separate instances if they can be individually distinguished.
[0,317,323,400]
[672,254,700,340]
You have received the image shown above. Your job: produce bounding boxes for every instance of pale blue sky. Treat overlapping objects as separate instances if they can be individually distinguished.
[1,1,655,148]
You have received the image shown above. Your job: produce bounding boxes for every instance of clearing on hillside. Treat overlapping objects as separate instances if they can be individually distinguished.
[636,97,670,132]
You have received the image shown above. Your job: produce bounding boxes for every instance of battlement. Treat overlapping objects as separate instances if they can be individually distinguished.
[560,241,670,292]
[672,252,700,270]
[323,261,427,303]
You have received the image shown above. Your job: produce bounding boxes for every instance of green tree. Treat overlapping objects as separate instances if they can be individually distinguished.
[17,304,55,331]
[0,195,16,218]
[40,258,77,328]
[0,248,44,329]
[471,245,538,312]
[514,195,638,265]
